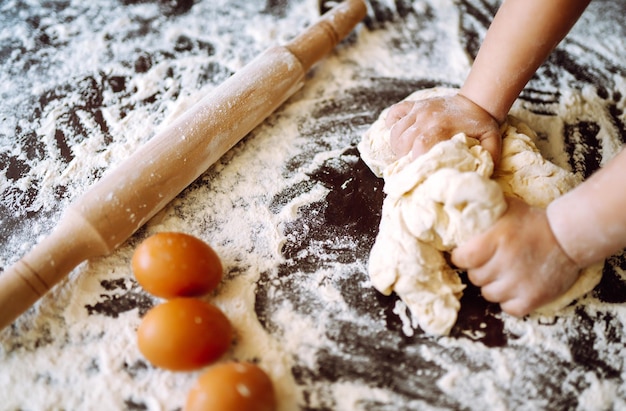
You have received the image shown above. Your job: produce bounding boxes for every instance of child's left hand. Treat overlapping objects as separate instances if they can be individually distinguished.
[451,197,582,317]
[385,93,502,164]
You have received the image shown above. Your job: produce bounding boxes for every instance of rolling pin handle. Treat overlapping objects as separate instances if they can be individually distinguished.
[286,0,366,71]
[0,210,111,330]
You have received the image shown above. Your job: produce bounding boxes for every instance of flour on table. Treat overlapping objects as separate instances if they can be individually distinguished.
[358,87,604,336]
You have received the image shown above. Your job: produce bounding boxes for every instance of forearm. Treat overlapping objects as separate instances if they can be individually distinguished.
[547,147,626,267]
[460,0,591,123]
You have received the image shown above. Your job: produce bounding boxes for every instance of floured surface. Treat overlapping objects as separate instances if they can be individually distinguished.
[1,0,626,410]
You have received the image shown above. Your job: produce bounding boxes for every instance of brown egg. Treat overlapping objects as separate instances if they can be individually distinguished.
[137,298,232,371]
[132,232,223,299]
[185,361,277,411]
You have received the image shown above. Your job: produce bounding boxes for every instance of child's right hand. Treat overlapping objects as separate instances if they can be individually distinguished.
[451,197,581,317]
[385,92,502,164]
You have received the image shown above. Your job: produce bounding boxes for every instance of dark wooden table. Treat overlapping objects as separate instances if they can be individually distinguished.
[1,1,625,409]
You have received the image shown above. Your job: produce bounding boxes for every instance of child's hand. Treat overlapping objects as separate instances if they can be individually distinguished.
[386,93,502,164]
[451,197,581,317]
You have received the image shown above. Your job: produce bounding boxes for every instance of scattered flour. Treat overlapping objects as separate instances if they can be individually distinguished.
[1,0,625,410]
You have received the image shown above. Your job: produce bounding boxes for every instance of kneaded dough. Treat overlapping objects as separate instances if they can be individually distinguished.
[358,87,603,336]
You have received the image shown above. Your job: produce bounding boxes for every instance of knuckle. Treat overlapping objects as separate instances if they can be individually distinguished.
[480,287,498,303]
[467,269,485,287]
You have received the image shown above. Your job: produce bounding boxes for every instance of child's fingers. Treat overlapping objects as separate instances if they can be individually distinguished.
[500,298,534,318]
[409,129,441,159]
[389,124,411,157]
[479,128,502,165]
[451,230,497,271]
[385,101,413,128]
[478,277,509,301]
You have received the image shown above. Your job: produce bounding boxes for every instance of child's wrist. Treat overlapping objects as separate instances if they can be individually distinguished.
[546,192,589,268]
[456,91,504,126]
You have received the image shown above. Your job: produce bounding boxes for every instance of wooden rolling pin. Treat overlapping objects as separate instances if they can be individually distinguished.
[0,0,367,331]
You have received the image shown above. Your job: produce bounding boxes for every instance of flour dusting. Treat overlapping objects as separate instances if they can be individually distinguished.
[1,0,626,410]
